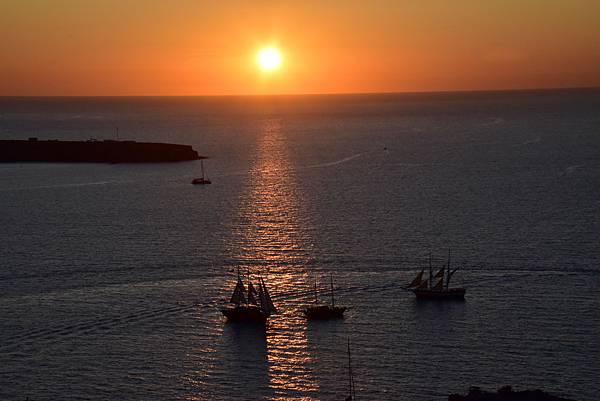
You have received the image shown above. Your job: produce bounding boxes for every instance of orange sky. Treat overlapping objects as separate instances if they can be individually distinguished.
[1,0,599,96]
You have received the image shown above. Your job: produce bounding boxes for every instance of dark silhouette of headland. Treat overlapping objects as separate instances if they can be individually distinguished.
[449,386,576,401]
[0,138,202,163]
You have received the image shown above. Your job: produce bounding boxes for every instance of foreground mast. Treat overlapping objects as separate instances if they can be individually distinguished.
[346,338,356,401]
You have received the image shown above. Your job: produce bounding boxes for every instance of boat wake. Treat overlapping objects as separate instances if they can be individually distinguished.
[303,152,367,170]
[0,180,131,192]
[559,164,584,176]
[0,281,399,354]
[479,117,505,126]
[513,136,541,147]
[219,151,369,178]
[0,301,211,353]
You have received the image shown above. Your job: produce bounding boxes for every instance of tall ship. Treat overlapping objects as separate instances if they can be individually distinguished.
[406,251,466,300]
[221,270,277,324]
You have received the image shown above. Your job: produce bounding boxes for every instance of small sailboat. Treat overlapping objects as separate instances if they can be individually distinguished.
[406,250,466,300]
[192,160,211,185]
[221,269,276,324]
[303,273,346,320]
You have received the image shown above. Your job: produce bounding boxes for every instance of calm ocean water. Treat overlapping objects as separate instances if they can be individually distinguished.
[1,90,599,401]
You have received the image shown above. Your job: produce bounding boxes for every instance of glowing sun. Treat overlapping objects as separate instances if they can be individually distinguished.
[256,47,282,71]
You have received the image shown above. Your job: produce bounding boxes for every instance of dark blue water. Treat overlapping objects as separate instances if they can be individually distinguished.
[1,90,599,401]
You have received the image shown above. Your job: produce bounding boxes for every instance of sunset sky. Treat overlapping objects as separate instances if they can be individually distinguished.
[1,0,599,96]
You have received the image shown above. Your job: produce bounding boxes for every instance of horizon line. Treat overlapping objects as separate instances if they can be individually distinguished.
[1,85,599,98]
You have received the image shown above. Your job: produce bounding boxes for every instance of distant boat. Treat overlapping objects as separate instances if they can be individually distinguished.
[303,273,346,320]
[406,250,466,300]
[221,269,276,324]
[192,160,211,185]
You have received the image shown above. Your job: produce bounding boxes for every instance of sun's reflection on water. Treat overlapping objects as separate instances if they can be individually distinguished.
[232,118,319,399]
[234,120,314,272]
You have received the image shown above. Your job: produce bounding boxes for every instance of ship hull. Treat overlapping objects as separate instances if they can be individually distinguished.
[303,305,346,320]
[221,305,268,324]
[412,288,466,300]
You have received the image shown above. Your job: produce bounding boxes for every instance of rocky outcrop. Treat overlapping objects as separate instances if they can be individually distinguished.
[449,386,576,401]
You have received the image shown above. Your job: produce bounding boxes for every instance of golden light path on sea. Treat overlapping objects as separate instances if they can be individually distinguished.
[235,118,319,398]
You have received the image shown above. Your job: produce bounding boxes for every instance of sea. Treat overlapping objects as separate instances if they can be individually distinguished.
[0,89,599,401]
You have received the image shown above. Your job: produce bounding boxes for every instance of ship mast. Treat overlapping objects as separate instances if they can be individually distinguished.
[112,122,119,140]
[428,252,433,290]
[230,267,247,306]
[446,248,451,289]
[330,273,335,307]
[247,268,250,306]
[347,338,356,401]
